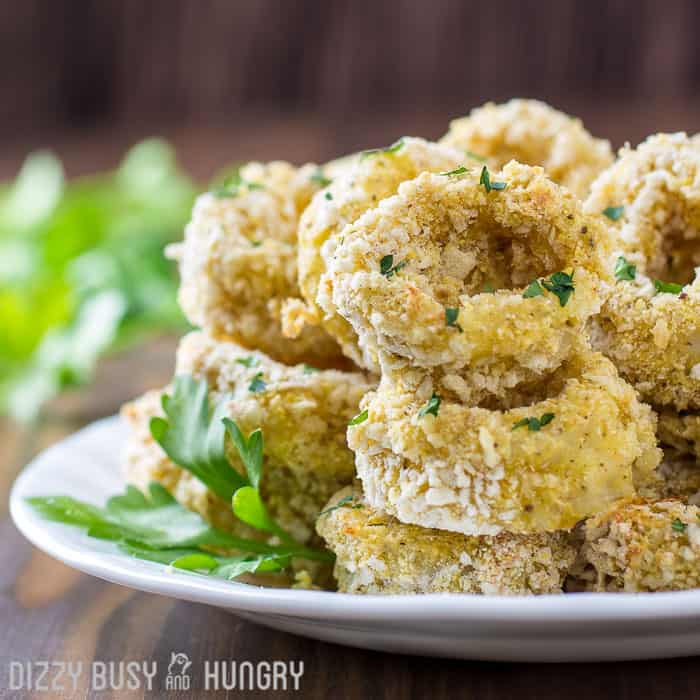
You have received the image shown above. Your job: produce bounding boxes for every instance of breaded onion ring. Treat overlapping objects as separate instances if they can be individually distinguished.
[572,499,700,592]
[325,163,612,386]
[316,486,577,595]
[170,161,346,367]
[585,134,700,409]
[440,99,613,199]
[349,348,660,535]
[290,137,463,370]
[122,331,374,543]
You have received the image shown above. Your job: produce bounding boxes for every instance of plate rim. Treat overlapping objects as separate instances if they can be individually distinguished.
[11,414,700,626]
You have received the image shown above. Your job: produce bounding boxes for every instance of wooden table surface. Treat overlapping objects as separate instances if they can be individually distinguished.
[3,116,700,698]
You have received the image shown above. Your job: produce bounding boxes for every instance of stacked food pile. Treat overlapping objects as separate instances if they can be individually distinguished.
[123,100,700,594]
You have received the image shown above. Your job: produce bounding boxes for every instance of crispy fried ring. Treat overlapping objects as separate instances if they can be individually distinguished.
[585,134,700,409]
[291,137,464,371]
[348,348,660,535]
[315,486,577,595]
[170,161,346,367]
[440,99,613,199]
[325,162,612,385]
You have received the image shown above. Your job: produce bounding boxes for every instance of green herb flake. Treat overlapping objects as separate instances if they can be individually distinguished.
[466,150,487,163]
[445,307,463,332]
[672,518,688,533]
[379,254,407,278]
[302,364,320,375]
[523,280,545,298]
[479,166,506,193]
[317,494,356,518]
[614,256,636,281]
[248,372,267,393]
[325,192,333,200]
[439,166,469,177]
[361,138,405,160]
[654,279,684,295]
[348,409,369,426]
[212,172,265,199]
[513,412,555,432]
[418,393,441,418]
[603,205,625,221]
[542,271,575,307]
[310,169,332,187]
[236,356,259,368]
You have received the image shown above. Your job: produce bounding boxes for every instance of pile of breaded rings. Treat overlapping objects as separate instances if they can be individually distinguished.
[123,99,700,595]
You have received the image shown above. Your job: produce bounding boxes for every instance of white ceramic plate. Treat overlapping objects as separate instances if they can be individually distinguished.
[11,416,700,662]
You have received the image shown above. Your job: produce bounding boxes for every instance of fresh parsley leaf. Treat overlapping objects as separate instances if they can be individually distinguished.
[512,413,555,431]
[439,166,469,177]
[603,205,624,221]
[222,419,263,489]
[150,376,246,501]
[672,518,688,533]
[302,364,319,375]
[232,486,294,544]
[325,192,333,200]
[523,280,545,298]
[349,409,368,426]
[654,279,683,295]
[479,166,506,193]
[310,169,332,187]
[361,138,405,160]
[614,256,636,281]
[445,307,463,332]
[379,254,407,278]
[542,271,575,307]
[236,356,259,368]
[418,393,441,418]
[248,372,267,393]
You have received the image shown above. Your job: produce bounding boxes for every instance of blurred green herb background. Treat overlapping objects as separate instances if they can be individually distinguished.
[0,140,197,421]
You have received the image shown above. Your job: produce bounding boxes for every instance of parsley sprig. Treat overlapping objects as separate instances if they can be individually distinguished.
[361,138,405,160]
[614,256,636,281]
[523,272,575,306]
[512,413,555,431]
[28,375,332,582]
[310,168,332,187]
[380,254,407,278]
[479,166,506,193]
[654,279,684,295]
[445,307,463,332]
[317,494,363,518]
[672,517,688,533]
[602,205,624,222]
[418,393,441,418]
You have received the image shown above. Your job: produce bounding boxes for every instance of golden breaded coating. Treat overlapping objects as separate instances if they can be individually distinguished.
[122,331,375,543]
[170,161,346,367]
[316,486,577,595]
[325,163,613,391]
[440,99,613,199]
[574,499,700,592]
[656,409,700,459]
[585,132,700,283]
[290,137,463,371]
[589,274,700,410]
[349,349,660,535]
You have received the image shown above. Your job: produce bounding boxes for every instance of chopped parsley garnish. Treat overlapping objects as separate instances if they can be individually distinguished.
[236,356,259,368]
[361,138,405,160]
[512,412,555,432]
[310,169,332,187]
[28,375,333,585]
[672,518,688,533]
[654,279,684,295]
[542,271,575,307]
[248,372,267,393]
[602,205,625,221]
[348,409,369,426]
[479,166,506,193]
[614,256,636,281]
[212,172,264,199]
[418,393,441,418]
[325,192,333,200]
[317,494,363,518]
[379,254,407,278]
[439,166,469,177]
[302,364,320,375]
[523,280,545,298]
[445,307,463,332]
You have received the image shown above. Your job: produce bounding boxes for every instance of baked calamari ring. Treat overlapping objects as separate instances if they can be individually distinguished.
[170,161,346,368]
[289,137,463,371]
[571,499,700,592]
[122,331,375,543]
[588,273,700,410]
[326,162,612,383]
[440,99,613,199]
[315,486,577,595]
[349,349,660,535]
